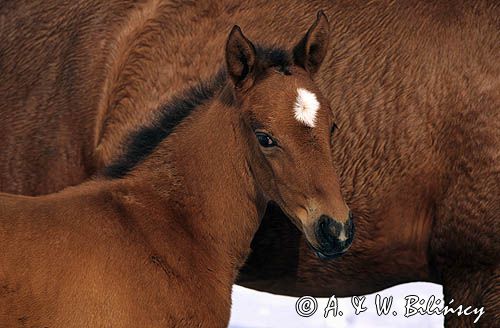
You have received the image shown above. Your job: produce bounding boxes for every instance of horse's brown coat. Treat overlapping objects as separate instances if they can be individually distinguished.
[0,21,348,326]
[0,0,499,327]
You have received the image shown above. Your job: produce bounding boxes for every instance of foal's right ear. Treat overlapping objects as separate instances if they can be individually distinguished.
[225,26,257,89]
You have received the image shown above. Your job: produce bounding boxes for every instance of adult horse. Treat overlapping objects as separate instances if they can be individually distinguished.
[0,17,351,327]
[0,0,498,326]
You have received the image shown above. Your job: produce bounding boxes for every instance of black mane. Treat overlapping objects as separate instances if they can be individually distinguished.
[104,46,292,179]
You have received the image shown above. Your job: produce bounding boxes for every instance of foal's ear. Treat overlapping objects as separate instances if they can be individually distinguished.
[225,25,257,89]
[293,10,330,75]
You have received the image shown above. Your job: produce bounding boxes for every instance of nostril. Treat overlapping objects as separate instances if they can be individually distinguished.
[316,215,342,239]
[318,215,331,231]
[317,215,334,233]
[315,216,332,244]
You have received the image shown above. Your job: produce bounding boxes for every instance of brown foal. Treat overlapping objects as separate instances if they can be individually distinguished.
[0,14,351,327]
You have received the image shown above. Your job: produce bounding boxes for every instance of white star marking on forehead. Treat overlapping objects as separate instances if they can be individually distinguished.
[293,88,320,128]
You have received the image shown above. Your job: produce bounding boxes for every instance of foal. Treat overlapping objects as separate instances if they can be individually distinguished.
[0,13,351,327]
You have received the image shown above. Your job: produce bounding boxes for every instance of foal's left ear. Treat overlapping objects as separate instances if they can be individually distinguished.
[293,10,330,75]
[225,25,257,89]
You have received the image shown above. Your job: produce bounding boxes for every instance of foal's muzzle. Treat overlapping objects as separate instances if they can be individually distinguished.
[313,212,354,259]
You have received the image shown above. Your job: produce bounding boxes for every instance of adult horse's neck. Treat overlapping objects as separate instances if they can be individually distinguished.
[128,91,266,280]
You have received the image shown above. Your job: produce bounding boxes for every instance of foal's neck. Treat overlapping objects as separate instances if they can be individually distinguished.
[130,95,264,278]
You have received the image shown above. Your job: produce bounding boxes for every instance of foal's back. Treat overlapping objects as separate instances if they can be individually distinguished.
[0,185,227,327]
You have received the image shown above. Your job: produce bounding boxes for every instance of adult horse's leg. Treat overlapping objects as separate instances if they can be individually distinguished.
[440,266,499,327]
[434,206,499,327]
[478,269,500,326]
[430,107,500,327]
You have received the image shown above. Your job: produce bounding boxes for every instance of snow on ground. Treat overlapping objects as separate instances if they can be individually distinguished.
[230,282,444,327]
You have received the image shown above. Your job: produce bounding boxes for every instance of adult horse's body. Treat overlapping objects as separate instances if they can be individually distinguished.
[0,0,498,326]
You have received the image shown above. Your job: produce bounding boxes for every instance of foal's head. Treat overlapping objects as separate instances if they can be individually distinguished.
[225,12,353,259]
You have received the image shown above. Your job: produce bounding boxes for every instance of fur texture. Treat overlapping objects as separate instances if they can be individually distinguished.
[0,1,498,327]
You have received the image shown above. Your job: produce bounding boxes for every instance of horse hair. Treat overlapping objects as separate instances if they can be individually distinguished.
[104,46,292,179]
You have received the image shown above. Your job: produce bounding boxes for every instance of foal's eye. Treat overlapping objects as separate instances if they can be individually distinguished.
[256,132,277,148]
